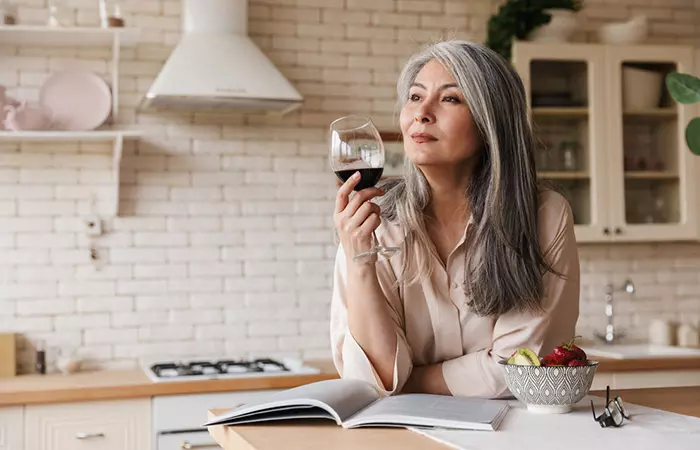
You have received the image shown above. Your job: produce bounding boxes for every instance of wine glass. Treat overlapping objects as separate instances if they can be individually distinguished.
[329,115,400,260]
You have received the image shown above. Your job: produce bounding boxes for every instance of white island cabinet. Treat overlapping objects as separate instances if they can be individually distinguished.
[24,398,150,450]
[0,406,23,450]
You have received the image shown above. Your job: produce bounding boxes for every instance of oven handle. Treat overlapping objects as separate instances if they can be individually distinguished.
[180,441,220,449]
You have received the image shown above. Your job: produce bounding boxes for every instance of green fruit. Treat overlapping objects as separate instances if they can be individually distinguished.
[509,348,541,366]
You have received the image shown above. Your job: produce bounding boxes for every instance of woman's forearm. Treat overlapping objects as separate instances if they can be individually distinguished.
[345,262,399,390]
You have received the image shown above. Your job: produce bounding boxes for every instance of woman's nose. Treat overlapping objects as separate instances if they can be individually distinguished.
[414,109,435,124]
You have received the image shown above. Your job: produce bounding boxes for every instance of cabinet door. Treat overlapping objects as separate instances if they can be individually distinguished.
[25,398,150,450]
[604,45,699,242]
[0,407,24,450]
[513,41,610,243]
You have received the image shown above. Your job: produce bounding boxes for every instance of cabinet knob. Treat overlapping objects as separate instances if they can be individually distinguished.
[75,432,105,440]
[614,227,622,235]
[603,227,610,235]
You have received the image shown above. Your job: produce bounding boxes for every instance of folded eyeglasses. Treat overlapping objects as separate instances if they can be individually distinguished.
[590,385,630,428]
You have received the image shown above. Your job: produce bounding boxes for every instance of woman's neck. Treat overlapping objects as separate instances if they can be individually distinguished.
[421,165,471,228]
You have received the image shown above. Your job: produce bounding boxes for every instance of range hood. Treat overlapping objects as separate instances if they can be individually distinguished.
[141,0,303,114]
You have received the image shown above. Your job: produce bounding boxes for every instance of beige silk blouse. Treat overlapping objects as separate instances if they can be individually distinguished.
[330,189,580,398]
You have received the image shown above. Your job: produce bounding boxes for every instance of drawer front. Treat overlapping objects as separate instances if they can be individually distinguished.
[25,398,150,450]
[0,407,24,450]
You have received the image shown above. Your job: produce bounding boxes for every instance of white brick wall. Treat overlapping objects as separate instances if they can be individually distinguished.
[2,0,700,373]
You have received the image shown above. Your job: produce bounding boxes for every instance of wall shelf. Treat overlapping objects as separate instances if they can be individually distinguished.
[0,130,141,141]
[0,25,138,47]
[0,25,142,217]
[0,25,139,120]
[1,130,141,217]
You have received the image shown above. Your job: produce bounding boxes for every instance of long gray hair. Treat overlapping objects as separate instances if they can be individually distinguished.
[378,40,558,317]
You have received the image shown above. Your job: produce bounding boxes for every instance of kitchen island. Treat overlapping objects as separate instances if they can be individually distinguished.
[207,385,700,450]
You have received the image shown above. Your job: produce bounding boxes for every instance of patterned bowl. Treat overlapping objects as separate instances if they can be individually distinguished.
[498,360,599,414]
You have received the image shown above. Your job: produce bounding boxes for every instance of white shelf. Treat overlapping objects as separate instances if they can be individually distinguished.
[0,129,141,217]
[0,25,138,47]
[0,130,141,142]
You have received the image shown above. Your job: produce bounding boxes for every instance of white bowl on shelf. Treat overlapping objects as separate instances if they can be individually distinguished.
[528,9,579,43]
[598,15,648,45]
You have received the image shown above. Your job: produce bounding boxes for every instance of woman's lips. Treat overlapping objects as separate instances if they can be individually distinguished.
[410,132,437,143]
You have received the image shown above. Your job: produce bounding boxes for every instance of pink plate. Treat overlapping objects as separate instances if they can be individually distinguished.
[39,70,112,131]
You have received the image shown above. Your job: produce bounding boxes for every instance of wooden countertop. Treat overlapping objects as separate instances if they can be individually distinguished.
[2,356,700,407]
[207,385,700,450]
[0,359,339,407]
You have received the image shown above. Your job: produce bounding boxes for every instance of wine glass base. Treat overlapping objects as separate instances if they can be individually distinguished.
[353,246,400,261]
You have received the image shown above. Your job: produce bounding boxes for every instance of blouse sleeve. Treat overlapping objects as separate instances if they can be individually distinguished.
[329,243,413,396]
[441,192,580,398]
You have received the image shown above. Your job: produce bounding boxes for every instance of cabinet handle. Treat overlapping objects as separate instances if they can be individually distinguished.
[75,432,105,440]
[603,227,610,235]
[614,227,622,235]
[181,441,219,449]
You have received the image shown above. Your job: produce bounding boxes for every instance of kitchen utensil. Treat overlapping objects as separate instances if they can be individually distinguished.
[3,101,53,131]
[0,333,16,378]
[39,70,112,131]
[0,85,19,129]
[56,356,82,374]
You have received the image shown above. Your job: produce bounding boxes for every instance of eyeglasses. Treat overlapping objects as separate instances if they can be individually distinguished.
[590,385,630,428]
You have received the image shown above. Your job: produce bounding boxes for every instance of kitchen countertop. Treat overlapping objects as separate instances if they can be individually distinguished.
[206,385,700,450]
[0,359,339,407]
[2,356,700,407]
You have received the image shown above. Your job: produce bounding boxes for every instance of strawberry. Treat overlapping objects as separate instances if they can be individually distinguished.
[540,354,561,367]
[565,336,588,361]
[551,344,577,366]
[568,359,587,367]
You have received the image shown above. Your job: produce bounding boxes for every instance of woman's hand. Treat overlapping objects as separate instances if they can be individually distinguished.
[334,171,384,263]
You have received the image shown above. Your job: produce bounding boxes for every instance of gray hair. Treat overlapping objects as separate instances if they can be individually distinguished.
[378,40,558,317]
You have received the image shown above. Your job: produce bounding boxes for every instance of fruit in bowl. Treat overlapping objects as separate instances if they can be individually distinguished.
[499,337,599,414]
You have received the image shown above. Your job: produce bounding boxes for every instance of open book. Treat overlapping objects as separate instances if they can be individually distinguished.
[203,378,510,431]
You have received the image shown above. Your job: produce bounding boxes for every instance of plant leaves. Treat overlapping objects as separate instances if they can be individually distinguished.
[666,72,700,104]
[686,118,700,156]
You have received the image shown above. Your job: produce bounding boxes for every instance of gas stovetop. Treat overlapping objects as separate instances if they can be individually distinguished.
[142,357,321,382]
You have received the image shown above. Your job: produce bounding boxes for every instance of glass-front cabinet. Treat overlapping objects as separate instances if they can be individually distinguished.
[513,41,699,243]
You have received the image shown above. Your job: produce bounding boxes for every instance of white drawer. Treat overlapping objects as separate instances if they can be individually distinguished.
[25,398,151,450]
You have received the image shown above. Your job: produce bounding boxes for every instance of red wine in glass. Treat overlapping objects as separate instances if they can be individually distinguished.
[329,115,399,259]
[334,168,384,191]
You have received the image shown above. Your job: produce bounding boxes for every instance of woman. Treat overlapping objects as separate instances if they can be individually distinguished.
[329,40,580,398]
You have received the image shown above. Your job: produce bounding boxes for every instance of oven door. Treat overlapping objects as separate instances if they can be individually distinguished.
[157,430,220,450]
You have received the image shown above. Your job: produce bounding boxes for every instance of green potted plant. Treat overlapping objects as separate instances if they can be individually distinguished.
[485,0,584,61]
[666,72,700,155]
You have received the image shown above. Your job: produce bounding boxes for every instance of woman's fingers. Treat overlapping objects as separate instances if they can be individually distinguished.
[344,187,384,217]
[334,171,361,214]
[348,201,381,229]
[358,212,381,236]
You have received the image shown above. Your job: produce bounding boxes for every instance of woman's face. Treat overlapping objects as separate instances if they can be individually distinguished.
[399,59,481,169]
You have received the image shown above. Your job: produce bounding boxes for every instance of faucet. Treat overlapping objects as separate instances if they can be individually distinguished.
[594,279,635,344]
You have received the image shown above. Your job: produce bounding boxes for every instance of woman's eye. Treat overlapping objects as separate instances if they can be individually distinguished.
[443,96,461,103]
[409,93,421,101]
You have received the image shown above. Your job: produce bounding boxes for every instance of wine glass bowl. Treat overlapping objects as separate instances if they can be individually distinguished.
[329,115,385,190]
[329,115,399,259]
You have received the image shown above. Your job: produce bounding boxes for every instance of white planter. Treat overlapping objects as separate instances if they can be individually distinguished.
[528,9,579,43]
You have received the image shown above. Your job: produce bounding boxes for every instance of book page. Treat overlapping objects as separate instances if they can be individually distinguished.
[343,394,509,430]
[203,378,380,427]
